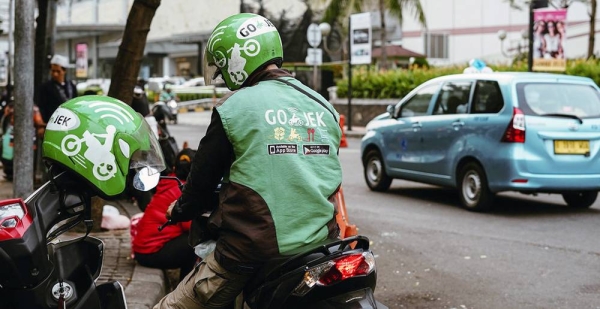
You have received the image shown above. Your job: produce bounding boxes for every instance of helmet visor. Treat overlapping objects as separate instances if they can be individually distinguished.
[203,49,225,87]
[129,119,166,174]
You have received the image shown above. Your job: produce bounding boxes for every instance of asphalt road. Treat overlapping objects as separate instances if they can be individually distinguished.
[170,111,600,309]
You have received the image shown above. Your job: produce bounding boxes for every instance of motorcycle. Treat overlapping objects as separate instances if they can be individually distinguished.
[166,99,178,124]
[151,101,174,137]
[0,167,128,308]
[157,177,388,309]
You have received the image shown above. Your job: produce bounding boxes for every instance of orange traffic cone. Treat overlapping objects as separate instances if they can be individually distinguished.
[339,114,348,148]
[333,186,357,239]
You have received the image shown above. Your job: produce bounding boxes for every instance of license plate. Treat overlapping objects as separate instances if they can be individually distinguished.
[554,140,590,155]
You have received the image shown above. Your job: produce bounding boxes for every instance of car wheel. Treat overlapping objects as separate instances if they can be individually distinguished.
[458,162,494,211]
[363,150,392,192]
[562,191,597,209]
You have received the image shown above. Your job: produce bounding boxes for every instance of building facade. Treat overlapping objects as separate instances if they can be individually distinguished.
[54,0,307,80]
[400,0,598,66]
[48,0,599,81]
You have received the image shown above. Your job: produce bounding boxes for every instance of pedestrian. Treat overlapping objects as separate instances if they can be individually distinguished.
[132,148,198,282]
[132,81,151,117]
[154,13,343,309]
[36,54,78,123]
[0,100,46,181]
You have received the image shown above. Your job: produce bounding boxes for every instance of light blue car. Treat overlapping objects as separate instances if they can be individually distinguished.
[361,72,600,211]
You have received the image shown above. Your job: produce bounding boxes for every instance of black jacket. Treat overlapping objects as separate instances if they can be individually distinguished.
[37,79,78,123]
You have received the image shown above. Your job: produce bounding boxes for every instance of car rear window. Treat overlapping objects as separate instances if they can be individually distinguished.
[517,83,600,118]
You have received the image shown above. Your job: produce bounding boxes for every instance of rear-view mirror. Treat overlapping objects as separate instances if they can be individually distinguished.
[386,105,396,118]
[133,167,160,191]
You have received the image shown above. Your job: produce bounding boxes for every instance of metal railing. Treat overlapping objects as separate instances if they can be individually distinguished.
[177,98,216,111]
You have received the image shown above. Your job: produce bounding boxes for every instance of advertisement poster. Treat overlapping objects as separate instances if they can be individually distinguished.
[350,12,372,65]
[532,8,567,72]
[75,43,88,78]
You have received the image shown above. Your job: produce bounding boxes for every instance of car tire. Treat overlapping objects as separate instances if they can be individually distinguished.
[363,150,392,192]
[458,162,494,211]
[562,191,597,209]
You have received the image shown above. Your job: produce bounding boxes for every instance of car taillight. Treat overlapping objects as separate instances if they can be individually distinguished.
[0,199,32,241]
[501,107,525,143]
[292,252,375,296]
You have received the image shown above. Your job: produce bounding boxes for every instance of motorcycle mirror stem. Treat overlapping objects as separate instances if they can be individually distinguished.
[160,175,184,191]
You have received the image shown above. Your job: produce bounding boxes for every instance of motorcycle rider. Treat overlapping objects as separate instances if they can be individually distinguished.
[159,84,179,102]
[154,13,343,309]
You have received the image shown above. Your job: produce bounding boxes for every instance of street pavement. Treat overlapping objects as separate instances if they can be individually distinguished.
[0,110,366,309]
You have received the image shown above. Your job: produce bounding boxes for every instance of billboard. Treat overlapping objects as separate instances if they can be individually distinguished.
[350,12,372,65]
[532,8,567,72]
[75,43,88,78]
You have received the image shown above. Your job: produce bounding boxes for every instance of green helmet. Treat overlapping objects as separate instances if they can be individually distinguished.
[42,96,166,197]
[204,13,283,90]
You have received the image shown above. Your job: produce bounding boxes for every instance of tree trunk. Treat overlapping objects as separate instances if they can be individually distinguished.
[107,0,161,104]
[34,0,48,104]
[589,0,597,59]
[379,0,388,70]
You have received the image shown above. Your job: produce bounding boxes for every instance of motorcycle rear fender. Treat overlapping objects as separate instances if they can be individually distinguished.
[311,288,389,309]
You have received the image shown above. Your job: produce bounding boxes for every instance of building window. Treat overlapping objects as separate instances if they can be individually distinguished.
[424,32,448,59]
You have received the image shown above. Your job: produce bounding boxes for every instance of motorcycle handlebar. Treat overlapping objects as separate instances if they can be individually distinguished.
[158,219,173,232]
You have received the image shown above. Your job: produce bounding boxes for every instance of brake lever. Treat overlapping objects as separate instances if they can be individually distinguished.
[158,219,173,232]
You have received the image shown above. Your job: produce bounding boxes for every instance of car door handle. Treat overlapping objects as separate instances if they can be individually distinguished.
[452,120,464,130]
[412,122,422,132]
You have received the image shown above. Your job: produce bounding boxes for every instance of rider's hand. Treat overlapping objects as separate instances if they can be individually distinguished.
[168,199,198,223]
[166,200,177,220]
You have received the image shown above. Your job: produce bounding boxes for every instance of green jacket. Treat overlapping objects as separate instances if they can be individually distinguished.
[213,77,342,265]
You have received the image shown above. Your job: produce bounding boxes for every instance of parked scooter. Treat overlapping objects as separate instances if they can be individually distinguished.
[0,95,166,309]
[0,169,128,309]
[155,178,388,309]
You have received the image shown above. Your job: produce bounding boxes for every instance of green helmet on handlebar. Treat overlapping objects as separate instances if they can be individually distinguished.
[42,96,166,197]
[203,13,283,91]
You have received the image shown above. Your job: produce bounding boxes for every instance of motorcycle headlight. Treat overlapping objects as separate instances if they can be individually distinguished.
[168,101,178,109]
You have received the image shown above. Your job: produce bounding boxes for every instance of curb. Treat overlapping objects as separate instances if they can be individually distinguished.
[125,266,167,309]
[178,106,212,113]
[345,130,365,138]
[112,200,169,308]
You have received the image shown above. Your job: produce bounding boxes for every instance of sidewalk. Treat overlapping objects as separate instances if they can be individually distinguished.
[345,126,367,139]
[0,175,168,309]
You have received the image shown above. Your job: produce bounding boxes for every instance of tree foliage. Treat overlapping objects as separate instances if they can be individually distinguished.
[310,0,427,69]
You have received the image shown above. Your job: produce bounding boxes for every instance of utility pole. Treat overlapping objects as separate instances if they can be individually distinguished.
[14,0,35,198]
[529,0,549,72]
[6,0,13,100]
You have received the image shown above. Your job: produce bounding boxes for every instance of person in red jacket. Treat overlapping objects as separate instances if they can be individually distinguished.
[132,148,197,281]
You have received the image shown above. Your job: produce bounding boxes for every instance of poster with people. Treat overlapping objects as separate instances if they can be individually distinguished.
[532,8,567,72]
[75,43,88,79]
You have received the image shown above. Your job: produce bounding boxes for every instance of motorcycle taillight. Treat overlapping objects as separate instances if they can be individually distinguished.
[0,199,32,241]
[292,252,376,296]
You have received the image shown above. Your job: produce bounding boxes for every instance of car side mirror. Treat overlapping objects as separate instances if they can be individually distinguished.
[386,105,396,118]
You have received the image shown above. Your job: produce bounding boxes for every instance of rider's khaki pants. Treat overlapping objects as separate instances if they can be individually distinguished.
[153,252,253,309]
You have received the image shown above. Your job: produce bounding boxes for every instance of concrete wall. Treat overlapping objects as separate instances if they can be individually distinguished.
[331,98,396,127]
